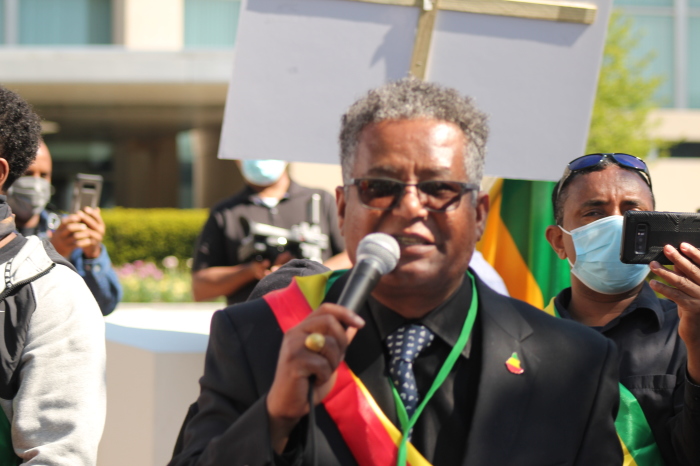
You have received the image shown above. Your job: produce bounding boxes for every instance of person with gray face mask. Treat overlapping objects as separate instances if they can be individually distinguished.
[7,140,122,316]
[7,174,53,224]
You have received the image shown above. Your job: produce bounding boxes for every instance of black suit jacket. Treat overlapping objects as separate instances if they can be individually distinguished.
[171,273,622,466]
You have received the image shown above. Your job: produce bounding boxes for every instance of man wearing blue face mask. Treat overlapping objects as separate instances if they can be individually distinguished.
[192,159,350,305]
[545,153,700,466]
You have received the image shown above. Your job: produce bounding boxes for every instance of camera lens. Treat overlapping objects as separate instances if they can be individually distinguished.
[635,224,647,254]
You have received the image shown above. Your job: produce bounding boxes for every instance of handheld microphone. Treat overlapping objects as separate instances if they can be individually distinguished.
[308,233,399,466]
[337,233,401,312]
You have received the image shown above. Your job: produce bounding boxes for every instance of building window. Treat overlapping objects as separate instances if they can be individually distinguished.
[176,131,194,209]
[184,0,240,48]
[617,0,700,109]
[0,0,5,44]
[628,13,675,106]
[616,0,672,6]
[616,0,675,107]
[669,142,700,157]
[18,0,111,45]
[691,13,700,107]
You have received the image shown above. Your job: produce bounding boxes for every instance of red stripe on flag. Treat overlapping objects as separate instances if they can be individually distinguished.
[263,279,313,332]
[324,362,399,466]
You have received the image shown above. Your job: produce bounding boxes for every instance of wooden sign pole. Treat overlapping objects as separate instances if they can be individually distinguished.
[348,0,598,79]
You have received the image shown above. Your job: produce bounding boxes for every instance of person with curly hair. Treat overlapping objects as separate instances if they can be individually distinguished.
[0,85,106,465]
[0,86,42,189]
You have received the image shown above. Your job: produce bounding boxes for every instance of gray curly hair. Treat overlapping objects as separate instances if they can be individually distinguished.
[339,78,489,187]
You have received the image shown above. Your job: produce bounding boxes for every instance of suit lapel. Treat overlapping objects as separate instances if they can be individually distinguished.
[462,281,540,466]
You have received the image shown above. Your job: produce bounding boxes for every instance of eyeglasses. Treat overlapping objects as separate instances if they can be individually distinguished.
[347,178,480,212]
[556,153,651,199]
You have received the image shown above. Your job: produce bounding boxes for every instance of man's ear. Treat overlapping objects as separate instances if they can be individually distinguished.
[545,224,568,260]
[335,186,346,235]
[0,158,10,194]
[473,192,490,241]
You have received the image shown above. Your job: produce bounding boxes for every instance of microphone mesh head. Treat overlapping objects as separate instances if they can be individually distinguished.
[356,233,400,275]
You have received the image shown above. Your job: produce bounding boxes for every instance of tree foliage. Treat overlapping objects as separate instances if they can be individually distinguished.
[586,10,663,157]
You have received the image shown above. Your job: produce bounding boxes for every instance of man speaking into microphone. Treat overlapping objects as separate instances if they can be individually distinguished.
[171,79,622,465]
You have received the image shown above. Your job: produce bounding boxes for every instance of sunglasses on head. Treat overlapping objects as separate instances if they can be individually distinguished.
[556,153,651,199]
[347,178,480,212]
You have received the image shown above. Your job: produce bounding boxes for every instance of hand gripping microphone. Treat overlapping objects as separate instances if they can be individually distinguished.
[308,233,399,466]
[337,233,401,312]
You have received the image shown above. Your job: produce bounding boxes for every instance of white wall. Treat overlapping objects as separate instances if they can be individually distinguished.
[289,161,343,197]
[649,158,700,212]
[99,305,218,466]
[121,0,184,50]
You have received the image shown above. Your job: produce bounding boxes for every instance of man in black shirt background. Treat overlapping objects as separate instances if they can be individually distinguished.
[545,153,700,465]
[172,79,622,466]
[192,159,350,305]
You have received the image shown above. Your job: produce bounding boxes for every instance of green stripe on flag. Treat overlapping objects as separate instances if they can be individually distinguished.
[500,179,570,304]
[616,384,665,466]
[547,297,664,466]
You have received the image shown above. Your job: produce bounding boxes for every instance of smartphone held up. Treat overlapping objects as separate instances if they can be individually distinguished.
[70,174,103,213]
[621,211,700,265]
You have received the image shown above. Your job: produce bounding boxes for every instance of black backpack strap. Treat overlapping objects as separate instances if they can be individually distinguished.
[0,276,36,400]
[0,239,73,400]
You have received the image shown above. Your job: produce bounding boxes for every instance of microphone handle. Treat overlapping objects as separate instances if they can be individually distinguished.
[337,259,383,313]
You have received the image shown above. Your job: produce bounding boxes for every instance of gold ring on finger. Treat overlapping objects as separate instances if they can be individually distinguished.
[304,332,326,353]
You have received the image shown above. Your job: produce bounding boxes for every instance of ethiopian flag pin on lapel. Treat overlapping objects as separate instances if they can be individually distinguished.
[505,352,525,375]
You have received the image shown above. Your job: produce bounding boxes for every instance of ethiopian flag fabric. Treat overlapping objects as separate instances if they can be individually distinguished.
[477,178,570,308]
[264,271,433,466]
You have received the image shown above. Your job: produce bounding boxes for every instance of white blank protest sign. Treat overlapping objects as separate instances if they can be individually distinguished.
[220,0,612,182]
[429,8,610,180]
[220,0,416,164]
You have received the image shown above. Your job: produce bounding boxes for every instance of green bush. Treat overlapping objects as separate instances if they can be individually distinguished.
[101,208,209,266]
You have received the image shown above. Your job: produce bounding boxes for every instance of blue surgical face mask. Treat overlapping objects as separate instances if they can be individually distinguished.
[240,160,287,187]
[560,215,649,295]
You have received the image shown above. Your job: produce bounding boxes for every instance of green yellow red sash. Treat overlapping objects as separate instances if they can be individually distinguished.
[544,298,665,466]
[263,271,432,466]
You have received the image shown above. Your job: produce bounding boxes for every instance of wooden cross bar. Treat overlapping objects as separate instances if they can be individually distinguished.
[347,0,598,79]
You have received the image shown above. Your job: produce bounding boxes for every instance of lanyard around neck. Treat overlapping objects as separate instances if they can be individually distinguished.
[389,271,479,466]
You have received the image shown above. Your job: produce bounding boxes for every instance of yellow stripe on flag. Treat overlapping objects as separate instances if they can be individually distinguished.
[543,297,557,317]
[619,435,640,466]
[478,181,544,308]
[295,271,334,310]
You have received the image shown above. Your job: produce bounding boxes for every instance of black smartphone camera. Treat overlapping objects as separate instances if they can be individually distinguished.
[621,211,700,265]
